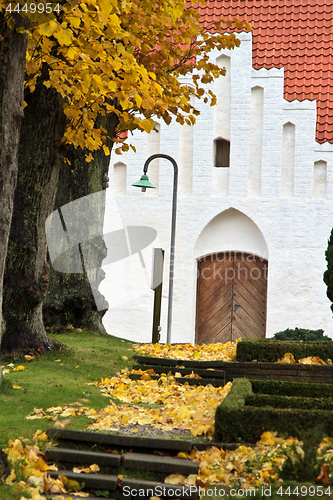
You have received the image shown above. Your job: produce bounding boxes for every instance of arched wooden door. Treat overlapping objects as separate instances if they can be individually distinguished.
[196,252,268,344]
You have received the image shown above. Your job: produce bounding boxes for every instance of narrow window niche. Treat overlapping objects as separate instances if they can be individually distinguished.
[281,122,295,198]
[313,160,327,199]
[214,138,230,167]
[113,161,127,195]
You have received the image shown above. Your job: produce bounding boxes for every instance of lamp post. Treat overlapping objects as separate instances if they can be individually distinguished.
[132,154,178,345]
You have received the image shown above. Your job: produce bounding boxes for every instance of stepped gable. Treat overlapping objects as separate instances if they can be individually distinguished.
[188,0,333,144]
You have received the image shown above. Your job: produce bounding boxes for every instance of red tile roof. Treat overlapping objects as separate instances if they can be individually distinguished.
[190,0,333,143]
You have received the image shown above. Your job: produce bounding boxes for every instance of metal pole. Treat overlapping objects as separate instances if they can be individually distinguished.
[143,154,178,345]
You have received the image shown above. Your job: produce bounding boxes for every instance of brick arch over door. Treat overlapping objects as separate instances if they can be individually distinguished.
[196,252,268,344]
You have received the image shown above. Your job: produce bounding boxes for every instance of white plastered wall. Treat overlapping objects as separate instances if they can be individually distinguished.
[100,31,333,343]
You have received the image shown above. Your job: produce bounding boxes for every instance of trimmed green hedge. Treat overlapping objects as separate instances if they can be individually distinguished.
[245,393,333,410]
[236,337,333,363]
[214,378,333,442]
[214,405,333,443]
[251,379,333,398]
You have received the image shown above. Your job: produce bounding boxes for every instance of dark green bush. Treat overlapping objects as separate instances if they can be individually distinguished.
[324,227,333,314]
[273,327,331,342]
[214,405,333,443]
[236,338,333,362]
[278,427,325,484]
[215,379,333,443]
[251,379,333,398]
[245,394,333,410]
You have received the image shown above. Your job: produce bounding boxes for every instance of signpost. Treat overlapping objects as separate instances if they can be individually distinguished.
[151,248,164,343]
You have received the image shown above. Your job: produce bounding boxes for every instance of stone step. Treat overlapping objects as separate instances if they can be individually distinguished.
[133,355,333,384]
[46,448,198,476]
[132,364,226,379]
[44,495,110,500]
[123,452,198,475]
[132,355,225,369]
[48,469,118,491]
[47,428,193,451]
[48,470,199,499]
[130,373,226,387]
[45,447,121,468]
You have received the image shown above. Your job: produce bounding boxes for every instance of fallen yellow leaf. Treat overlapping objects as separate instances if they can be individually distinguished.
[276,353,296,364]
[164,473,186,485]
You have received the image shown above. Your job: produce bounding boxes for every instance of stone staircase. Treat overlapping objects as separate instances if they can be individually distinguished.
[44,428,212,499]
[46,352,317,499]
[132,355,333,384]
[44,427,246,499]
[131,356,226,386]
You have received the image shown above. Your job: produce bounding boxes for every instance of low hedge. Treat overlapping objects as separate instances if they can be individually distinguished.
[245,393,333,410]
[214,378,333,442]
[236,337,333,363]
[214,404,333,443]
[251,379,333,398]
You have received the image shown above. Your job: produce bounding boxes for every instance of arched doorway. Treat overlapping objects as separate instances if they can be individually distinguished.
[196,252,268,343]
[195,208,268,344]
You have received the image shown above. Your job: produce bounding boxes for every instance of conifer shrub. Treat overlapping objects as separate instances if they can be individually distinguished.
[324,227,333,313]
[273,327,331,342]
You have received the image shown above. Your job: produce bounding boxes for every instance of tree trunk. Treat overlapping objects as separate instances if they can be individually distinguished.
[1,75,66,354]
[0,13,29,359]
[43,114,118,334]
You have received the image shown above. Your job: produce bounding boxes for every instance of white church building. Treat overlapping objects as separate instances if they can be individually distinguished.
[100,1,333,344]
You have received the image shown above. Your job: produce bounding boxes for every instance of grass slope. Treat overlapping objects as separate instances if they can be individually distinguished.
[0,330,135,447]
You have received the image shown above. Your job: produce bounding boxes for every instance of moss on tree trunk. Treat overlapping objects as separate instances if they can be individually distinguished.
[1,74,66,354]
[43,113,118,334]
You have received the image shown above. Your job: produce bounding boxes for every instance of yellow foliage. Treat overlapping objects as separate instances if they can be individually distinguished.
[4,436,84,497]
[0,0,249,155]
[134,340,239,361]
[258,431,277,446]
[276,353,296,364]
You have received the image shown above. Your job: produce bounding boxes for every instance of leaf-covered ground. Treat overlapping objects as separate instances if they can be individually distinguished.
[3,336,333,499]
[133,340,239,361]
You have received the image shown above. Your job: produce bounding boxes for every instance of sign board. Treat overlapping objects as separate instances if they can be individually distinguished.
[151,248,164,290]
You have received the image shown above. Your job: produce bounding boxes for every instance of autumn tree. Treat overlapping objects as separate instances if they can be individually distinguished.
[0,0,249,353]
[0,10,29,356]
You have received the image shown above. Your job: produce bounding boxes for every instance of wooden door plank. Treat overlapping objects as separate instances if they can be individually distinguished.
[199,286,233,320]
[231,322,251,340]
[199,277,233,303]
[233,280,266,314]
[234,289,266,324]
[234,258,267,289]
[199,309,232,344]
[238,255,268,285]
[200,320,233,345]
[236,270,267,304]
[198,258,234,294]
[199,297,233,332]
[232,306,265,338]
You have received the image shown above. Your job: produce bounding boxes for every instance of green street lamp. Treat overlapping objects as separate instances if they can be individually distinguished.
[132,154,178,345]
[132,174,156,192]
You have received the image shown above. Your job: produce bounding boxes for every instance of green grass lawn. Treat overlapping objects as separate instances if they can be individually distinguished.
[0,329,136,498]
[0,329,136,447]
